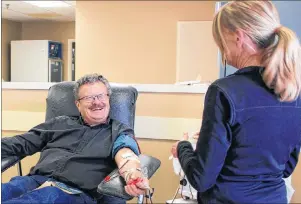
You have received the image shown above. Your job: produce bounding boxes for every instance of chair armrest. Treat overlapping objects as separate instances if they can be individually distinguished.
[1,156,24,173]
[97,154,161,200]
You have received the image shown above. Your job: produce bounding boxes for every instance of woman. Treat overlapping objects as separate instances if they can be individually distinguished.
[171,1,301,203]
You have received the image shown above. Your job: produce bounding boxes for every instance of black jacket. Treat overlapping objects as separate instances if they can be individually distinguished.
[2,116,134,197]
[178,67,301,203]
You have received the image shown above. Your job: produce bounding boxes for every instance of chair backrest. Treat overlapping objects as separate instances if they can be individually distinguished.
[45,81,138,129]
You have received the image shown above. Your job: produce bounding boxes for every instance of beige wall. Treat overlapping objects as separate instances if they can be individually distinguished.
[1,19,22,81]
[76,1,216,84]
[21,21,75,81]
[1,19,75,81]
[176,21,218,82]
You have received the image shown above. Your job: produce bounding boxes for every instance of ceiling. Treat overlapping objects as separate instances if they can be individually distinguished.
[1,1,75,22]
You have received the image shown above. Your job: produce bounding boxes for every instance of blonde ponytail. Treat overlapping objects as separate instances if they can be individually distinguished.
[213,1,301,102]
[262,26,301,102]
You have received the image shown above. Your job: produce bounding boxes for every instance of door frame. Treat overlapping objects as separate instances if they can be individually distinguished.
[67,39,75,81]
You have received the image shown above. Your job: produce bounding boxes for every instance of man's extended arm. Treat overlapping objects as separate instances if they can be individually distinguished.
[113,134,142,179]
[112,127,149,196]
[2,119,54,159]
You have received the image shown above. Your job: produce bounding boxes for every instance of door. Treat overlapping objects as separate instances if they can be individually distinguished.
[49,59,63,82]
[72,42,75,81]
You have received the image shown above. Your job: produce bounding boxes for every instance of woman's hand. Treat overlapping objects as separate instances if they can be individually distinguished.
[171,141,180,158]
[171,131,200,158]
[192,131,200,140]
[171,132,190,158]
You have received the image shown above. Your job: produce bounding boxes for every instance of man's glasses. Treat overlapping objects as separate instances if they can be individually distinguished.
[78,93,109,103]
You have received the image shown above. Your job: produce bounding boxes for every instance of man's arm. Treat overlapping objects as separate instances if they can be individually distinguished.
[115,147,140,175]
[113,134,141,178]
[112,131,149,196]
[2,119,55,159]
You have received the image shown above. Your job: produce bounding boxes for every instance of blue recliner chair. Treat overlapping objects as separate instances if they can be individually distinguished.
[1,81,160,203]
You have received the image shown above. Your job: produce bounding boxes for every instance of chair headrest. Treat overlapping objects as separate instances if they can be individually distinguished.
[45,81,138,128]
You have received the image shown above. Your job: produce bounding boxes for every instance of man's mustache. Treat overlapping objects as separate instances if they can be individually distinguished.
[89,105,105,109]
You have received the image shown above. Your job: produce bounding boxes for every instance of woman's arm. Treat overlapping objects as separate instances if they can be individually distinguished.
[177,85,232,192]
[283,142,301,178]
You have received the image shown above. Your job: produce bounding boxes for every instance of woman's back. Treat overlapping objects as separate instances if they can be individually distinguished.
[202,66,301,203]
[174,2,301,203]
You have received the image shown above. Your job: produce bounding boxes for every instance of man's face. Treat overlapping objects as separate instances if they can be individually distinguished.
[75,82,110,126]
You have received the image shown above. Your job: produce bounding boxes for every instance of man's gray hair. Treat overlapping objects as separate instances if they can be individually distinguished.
[73,73,112,100]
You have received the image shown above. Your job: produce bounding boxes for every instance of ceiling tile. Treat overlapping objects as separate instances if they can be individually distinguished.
[2,1,53,14]
[2,8,39,21]
[45,6,75,17]
[64,1,76,7]
[1,0,75,22]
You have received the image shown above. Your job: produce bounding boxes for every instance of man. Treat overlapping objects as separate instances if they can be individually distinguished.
[2,74,148,204]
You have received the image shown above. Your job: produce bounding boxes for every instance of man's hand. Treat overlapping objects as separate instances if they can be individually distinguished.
[118,159,150,197]
[123,169,149,197]
[115,148,150,197]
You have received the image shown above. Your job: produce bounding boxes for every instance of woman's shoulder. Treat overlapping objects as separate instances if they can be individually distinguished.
[209,75,239,94]
[210,71,264,94]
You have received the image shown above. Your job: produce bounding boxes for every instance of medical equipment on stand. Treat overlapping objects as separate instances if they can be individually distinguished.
[166,133,198,204]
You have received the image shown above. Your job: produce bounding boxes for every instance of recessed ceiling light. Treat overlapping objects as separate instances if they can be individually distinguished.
[23,1,71,8]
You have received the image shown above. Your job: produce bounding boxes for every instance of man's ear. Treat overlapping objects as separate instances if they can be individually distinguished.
[75,100,80,109]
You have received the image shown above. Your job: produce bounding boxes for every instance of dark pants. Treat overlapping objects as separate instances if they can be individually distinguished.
[2,176,125,204]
